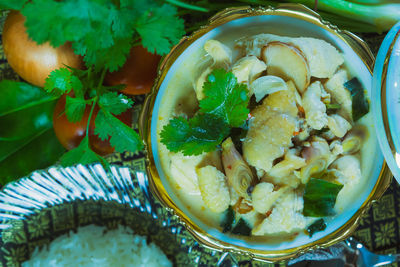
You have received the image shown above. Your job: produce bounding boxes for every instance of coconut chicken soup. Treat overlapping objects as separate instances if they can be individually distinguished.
[157,33,370,238]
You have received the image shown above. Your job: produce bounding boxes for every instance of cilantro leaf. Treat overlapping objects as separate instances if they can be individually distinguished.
[135,4,185,55]
[199,69,249,128]
[65,96,87,123]
[60,137,107,167]
[98,92,133,115]
[303,178,344,217]
[0,0,27,9]
[160,114,230,156]
[94,110,143,153]
[307,218,327,237]
[44,68,83,96]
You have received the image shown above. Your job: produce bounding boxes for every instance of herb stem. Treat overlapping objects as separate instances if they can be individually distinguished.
[165,0,209,12]
[97,68,107,90]
[86,97,97,138]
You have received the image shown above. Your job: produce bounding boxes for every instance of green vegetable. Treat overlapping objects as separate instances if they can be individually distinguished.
[199,68,249,128]
[307,218,327,237]
[14,0,185,71]
[231,218,252,236]
[60,136,108,167]
[344,77,369,122]
[45,68,142,166]
[160,69,250,156]
[0,80,65,183]
[0,128,65,185]
[160,114,229,156]
[221,206,236,233]
[303,178,343,217]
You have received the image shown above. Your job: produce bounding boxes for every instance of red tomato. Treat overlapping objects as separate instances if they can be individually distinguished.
[105,45,161,95]
[2,11,83,87]
[53,95,132,156]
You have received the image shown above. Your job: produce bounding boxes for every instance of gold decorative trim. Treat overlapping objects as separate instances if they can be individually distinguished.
[380,31,400,161]
[139,4,392,262]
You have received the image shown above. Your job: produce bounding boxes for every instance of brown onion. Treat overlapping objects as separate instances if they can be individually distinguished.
[2,11,83,87]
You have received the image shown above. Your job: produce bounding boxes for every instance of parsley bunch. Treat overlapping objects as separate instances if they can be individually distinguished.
[160,69,250,156]
[0,0,191,166]
[3,0,186,71]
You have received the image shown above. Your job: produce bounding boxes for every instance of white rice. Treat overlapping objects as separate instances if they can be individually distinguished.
[22,225,172,267]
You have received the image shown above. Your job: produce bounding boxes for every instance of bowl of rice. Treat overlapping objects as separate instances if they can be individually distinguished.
[0,164,245,266]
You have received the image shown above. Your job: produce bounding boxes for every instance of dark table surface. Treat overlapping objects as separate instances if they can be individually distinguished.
[0,8,398,267]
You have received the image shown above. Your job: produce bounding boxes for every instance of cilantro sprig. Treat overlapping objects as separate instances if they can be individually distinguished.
[160,69,249,155]
[19,0,185,72]
[46,68,143,166]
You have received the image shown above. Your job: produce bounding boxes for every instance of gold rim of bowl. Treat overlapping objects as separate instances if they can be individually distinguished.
[139,3,392,262]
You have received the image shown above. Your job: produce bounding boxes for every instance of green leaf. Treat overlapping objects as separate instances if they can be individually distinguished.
[303,178,344,217]
[199,69,249,127]
[307,218,327,237]
[0,128,65,185]
[231,218,252,236]
[65,96,87,123]
[44,68,83,96]
[98,92,133,115]
[221,206,235,233]
[135,4,185,55]
[60,137,107,167]
[0,80,56,117]
[0,0,27,9]
[94,110,143,153]
[0,98,56,141]
[344,77,369,121]
[160,114,230,156]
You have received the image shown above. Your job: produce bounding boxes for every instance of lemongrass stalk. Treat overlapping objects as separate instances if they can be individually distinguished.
[290,0,400,32]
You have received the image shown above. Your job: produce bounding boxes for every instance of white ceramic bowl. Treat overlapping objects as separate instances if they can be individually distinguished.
[140,4,392,262]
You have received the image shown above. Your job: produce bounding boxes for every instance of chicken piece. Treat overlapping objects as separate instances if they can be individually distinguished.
[252,190,306,235]
[251,182,290,214]
[267,150,306,180]
[302,81,328,130]
[324,69,352,121]
[330,155,362,186]
[236,33,344,78]
[263,80,298,117]
[231,55,266,84]
[196,166,230,213]
[327,114,352,138]
[169,151,222,194]
[243,108,296,172]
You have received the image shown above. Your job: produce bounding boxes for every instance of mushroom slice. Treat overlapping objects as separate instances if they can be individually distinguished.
[251,182,289,214]
[342,125,367,154]
[196,166,230,213]
[250,75,287,102]
[194,40,233,100]
[327,114,352,138]
[222,137,255,198]
[302,81,328,130]
[261,41,310,93]
[300,137,331,184]
[204,39,232,68]
[231,55,266,84]
[324,69,352,121]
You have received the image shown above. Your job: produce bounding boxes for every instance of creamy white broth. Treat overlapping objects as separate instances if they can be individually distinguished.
[153,16,382,248]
